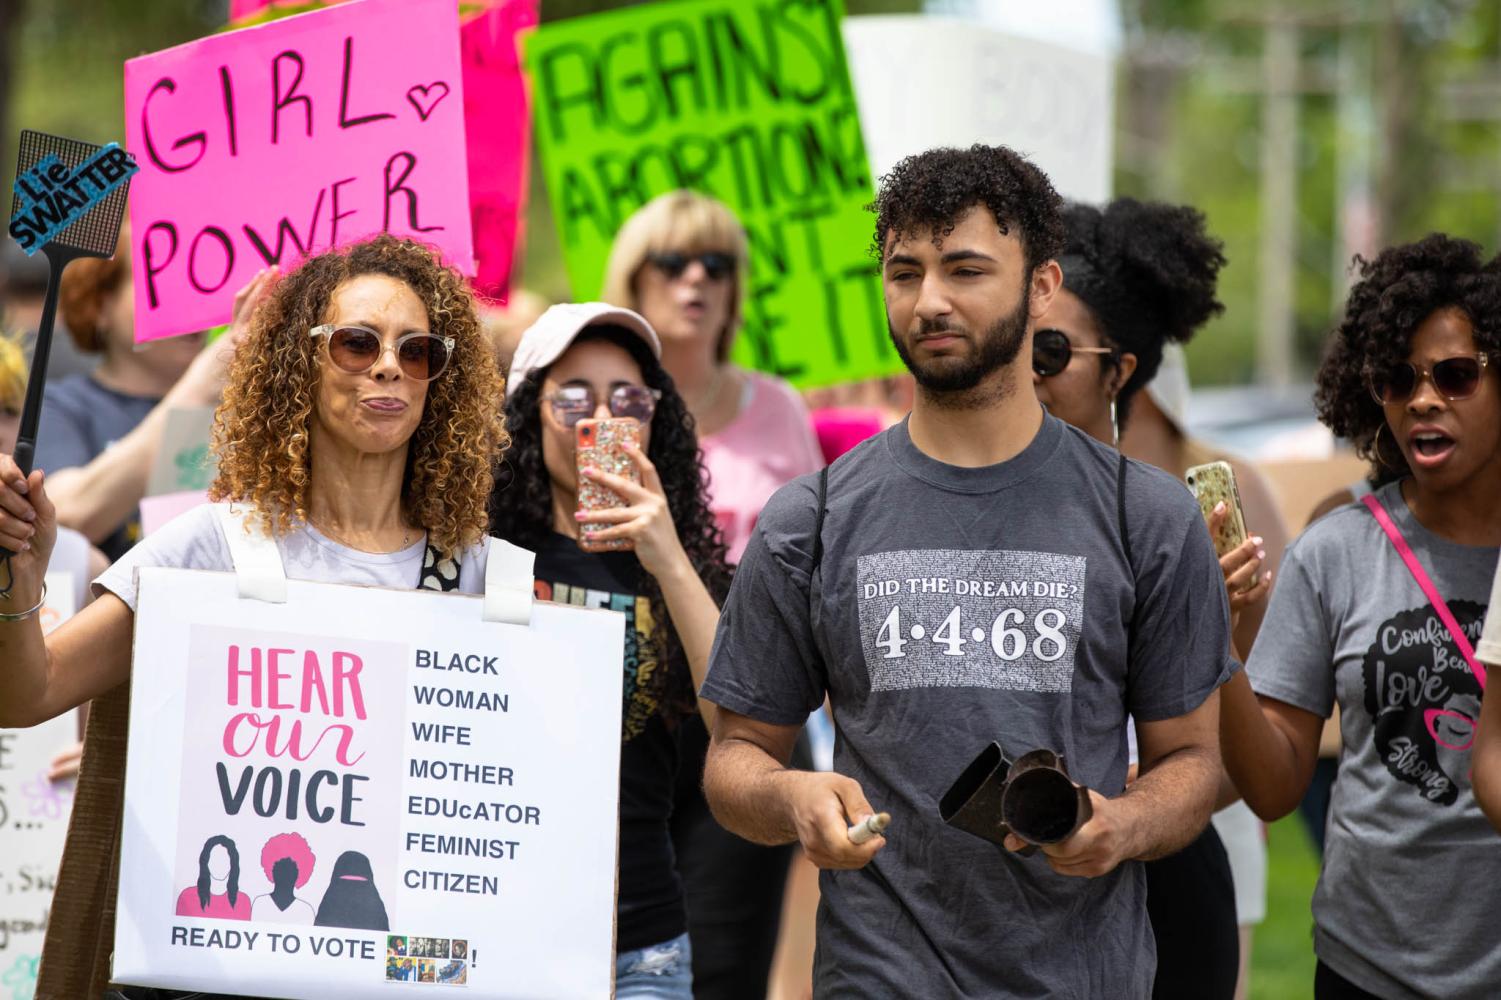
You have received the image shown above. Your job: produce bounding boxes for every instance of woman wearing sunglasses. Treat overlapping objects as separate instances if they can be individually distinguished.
[0,235,505,999]
[1032,198,1271,1000]
[603,191,823,999]
[1221,234,1501,1000]
[490,303,730,999]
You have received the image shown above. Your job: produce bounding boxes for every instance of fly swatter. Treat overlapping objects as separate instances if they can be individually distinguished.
[3,131,135,562]
[7,129,136,475]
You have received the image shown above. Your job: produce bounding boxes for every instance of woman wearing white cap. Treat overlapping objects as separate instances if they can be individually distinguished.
[602,191,822,1000]
[490,303,730,998]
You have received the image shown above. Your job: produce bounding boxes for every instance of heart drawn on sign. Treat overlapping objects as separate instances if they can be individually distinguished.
[406,82,451,121]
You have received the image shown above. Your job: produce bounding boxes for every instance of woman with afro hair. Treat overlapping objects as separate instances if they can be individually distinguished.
[1032,198,1276,1000]
[1223,234,1501,999]
[491,303,730,998]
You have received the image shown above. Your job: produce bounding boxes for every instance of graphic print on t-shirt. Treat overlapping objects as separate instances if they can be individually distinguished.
[533,578,662,741]
[1362,599,1485,806]
[857,549,1086,693]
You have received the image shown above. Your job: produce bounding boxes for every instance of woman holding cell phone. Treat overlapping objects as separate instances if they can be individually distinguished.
[489,303,729,999]
[1220,235,1501,1000]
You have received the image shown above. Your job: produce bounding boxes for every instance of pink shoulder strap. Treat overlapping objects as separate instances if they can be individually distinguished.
[1362,493,1486,690]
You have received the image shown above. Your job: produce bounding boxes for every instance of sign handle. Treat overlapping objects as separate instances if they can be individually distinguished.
[483,537,535,626]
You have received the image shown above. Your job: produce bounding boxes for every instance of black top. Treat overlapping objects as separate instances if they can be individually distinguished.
[532,532,686,953]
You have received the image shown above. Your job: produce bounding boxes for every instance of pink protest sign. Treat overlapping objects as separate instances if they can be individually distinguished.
[226,0,534,303]
[461,0,536,300]
[124,0,473,343]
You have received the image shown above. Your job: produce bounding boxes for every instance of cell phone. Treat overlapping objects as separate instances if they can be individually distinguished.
[1185,460,1249,558]
[576,417,641,552]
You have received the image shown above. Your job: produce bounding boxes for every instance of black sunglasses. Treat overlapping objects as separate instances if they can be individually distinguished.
[1032,328,1114,378]
[1367,354,1492,405]
[648,251,736,282]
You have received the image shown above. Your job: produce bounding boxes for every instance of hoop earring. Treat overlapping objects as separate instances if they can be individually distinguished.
[1110,396,1120,450]
[1374,422,1404,469]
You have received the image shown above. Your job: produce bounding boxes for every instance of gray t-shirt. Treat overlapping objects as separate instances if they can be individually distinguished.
[701,415,1233,998]
[96,503,491,610]
[1248,481,1500,1000]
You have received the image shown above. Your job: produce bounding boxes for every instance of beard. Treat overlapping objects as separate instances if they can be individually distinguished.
[888,287,1031,398]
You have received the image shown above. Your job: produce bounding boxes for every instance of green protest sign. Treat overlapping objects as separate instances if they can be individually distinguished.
[525,0,899,388]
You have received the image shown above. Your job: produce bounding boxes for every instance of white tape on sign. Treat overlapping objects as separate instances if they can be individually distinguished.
[484,537,536,626]
[214,503,288,603]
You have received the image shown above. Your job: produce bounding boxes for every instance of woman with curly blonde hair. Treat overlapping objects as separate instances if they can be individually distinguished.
[0,235,506,1000]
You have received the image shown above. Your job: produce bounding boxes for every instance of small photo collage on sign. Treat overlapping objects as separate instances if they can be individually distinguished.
[385,935,469,986]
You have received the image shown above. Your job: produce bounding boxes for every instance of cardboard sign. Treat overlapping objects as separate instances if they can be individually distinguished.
[0,575,78,999]
[226,0,537,302]
[8,144,139,255]
[114,569,623,998]
[146,406,217,497]
[526,0,896,389]
[124,0,474,343]
[140,492,212,537]
[842,16,1113,203]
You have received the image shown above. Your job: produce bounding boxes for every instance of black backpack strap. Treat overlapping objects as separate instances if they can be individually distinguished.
[1116,452,1134,570]
[807,466,830,685]
[811,464,829,573]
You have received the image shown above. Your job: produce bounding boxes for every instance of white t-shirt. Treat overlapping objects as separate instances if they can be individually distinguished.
[96,503,491,611]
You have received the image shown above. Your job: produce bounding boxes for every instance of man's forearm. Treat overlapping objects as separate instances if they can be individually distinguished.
[703,736,802,847]
[1113,745,1220,861]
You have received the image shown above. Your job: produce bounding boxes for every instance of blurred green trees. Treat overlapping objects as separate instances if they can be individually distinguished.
[6,0,1499,384]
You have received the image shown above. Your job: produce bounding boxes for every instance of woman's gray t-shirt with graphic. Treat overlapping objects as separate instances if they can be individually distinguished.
[702,414,1234,998]
[1248,480,1500,1000]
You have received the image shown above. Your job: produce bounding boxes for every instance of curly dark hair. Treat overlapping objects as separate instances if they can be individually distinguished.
[212,234,507,557]
[1314,233,1501,484]
[871,144,1065,274]
[489,326,731,725]
[1059,198,1226,426]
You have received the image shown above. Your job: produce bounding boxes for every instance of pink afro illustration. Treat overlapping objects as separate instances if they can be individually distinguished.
[260,832,316,888]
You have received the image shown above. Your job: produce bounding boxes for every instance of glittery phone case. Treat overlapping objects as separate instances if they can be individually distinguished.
[576,418,641,552]
[1185,460,1249,557]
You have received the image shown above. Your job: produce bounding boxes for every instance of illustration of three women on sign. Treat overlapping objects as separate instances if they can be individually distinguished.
[174,832,388,930]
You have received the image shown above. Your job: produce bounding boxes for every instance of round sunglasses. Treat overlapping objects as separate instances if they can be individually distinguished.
[1032,328,1115,378]
[647,251,736,282]
[1367,354,1492,405]
[542,384,662,428]
[310,324,455,382]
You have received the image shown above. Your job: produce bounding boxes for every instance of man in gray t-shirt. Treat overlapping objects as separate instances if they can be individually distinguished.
[701,146,1233,997]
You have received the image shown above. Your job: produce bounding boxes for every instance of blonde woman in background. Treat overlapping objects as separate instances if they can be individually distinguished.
[604,191,823,1000]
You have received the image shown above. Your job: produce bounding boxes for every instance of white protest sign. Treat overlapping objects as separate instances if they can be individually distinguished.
[0,574,78,999]
[843,15,1113,202]
[114,569,623,997]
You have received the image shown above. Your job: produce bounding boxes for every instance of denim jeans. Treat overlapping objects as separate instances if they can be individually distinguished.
[616,931,693,998]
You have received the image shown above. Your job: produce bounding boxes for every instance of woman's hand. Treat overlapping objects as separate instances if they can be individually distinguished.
[575,444,689,579]
[1211,502,1271,629]
[171,266,276,407]
[0,454,57,611]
